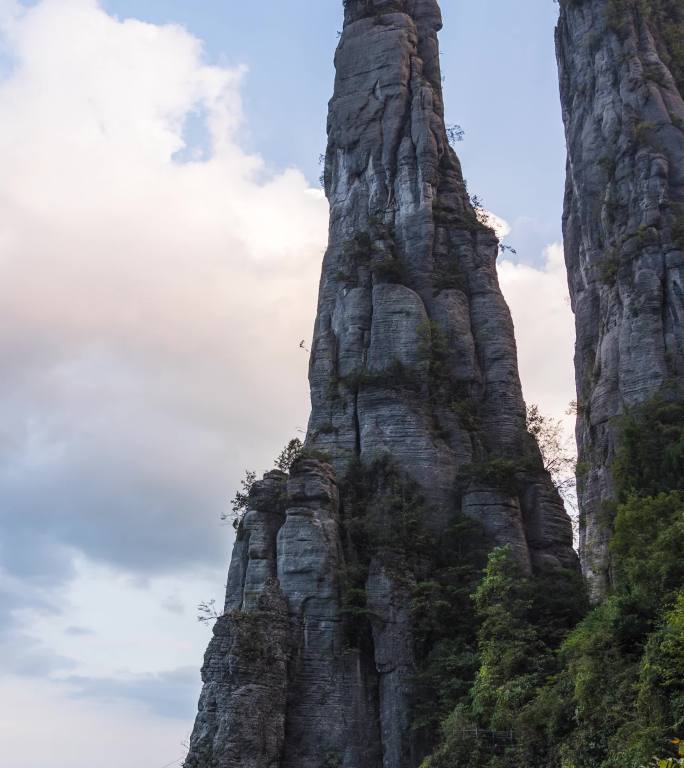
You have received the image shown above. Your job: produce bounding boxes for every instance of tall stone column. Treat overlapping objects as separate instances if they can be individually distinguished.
[186,3,579,766]
[556,0,684,598]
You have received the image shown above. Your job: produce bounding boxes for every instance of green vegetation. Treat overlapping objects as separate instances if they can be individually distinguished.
[635,121,656,145]
[417,320,479,429]
[598,155,617,178]
[223,389,684,768]
[671,205,684,250]
[433,258,466,294]
[322,752,343,768]
[411,515,492,737]
[224,437,304,528]
[338,455,430,646]
[340,456,436,581]
[642,0,684,91]
[421,387,684,768]
[461,459,521,493]
[336,221,408,287]
[332,359,422,396]
[225,469,258,529]
[342,0,404,19]
[337,455,491,736]
[599,249,620,286]
[421,546,586,768]
[274,438,303,472]
[612,391,684,499]
[432,193,490,233]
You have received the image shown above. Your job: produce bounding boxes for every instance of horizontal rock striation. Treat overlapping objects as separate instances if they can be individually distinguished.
[186,460,382,768]
[186,2,579,766]
[309,0,576,572]
[556,0,684,598]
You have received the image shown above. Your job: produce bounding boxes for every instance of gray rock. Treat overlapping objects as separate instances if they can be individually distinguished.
[278,459,381,768]
[184,579,290,768]
[186,2,580,766]
[556,0,684,599]
[366,557,417,768]
[462,491,532,575]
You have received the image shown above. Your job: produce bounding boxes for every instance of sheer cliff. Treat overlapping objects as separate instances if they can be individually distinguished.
[556,0,684,598]
[185,2,578,767]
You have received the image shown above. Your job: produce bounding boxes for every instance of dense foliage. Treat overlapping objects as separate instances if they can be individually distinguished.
[422,388,684,768]
[421,548,586,768]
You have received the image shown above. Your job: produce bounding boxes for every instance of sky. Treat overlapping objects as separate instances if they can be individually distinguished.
[0,1,575,766]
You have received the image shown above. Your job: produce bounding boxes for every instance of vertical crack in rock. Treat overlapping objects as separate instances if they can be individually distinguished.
[556,0,684,599]
[186,2,579,766]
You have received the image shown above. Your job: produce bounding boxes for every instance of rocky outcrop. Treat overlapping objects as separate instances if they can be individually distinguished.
[187,459,382,768]
[184,580,290,768]
[277,459,381,768]
[556,0,684,598]
[185,474,291,768]
[308,0,576,572]
[186,2,579,766]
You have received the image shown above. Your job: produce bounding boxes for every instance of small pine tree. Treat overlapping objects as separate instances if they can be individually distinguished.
[274,438,303,472]
[223,470,257,529]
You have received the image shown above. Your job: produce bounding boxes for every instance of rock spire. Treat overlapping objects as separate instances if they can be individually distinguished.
[556,0,684,598]
[185,2,578,766]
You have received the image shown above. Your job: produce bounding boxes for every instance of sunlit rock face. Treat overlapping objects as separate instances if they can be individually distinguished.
[185,2,578,766]
[308,0,575,572]
[556,0,684,600]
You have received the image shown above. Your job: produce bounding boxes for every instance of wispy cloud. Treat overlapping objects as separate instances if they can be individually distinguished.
[65,666,199,719]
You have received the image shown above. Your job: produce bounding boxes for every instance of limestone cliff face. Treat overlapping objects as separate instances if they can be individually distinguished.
[308,0,575,572]
[185,2,577,766]
[556,0,684,598]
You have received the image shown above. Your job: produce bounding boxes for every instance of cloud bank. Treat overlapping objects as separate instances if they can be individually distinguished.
[0,4,327,762]
[0,0,328,592]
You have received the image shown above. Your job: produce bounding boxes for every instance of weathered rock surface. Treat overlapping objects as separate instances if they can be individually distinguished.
[184,578,290,768]
[556,0,684,598]
[186,2,579,766]
[308,0,576,572]
[278,459,381,768]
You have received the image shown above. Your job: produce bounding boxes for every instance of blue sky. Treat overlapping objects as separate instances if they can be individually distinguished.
[0,2,575,766]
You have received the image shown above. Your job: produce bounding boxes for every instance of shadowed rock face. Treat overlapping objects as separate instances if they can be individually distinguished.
[556,0,684,599]
[185,2,578,766]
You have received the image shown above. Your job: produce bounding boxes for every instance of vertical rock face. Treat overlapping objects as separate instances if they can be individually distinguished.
[186,2,578,767]
[556,0,684,598]
[308,0,576,571]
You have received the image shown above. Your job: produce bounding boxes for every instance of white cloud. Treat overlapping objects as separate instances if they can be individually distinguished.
[499,242,576,437]
[34,557,219,680]
[0,4,326,764]
[482,209,512,240]
[0,0,328,586]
